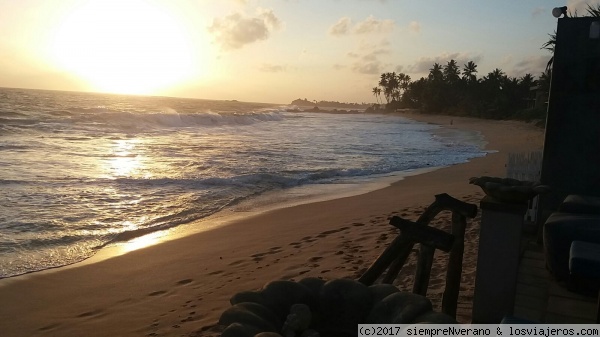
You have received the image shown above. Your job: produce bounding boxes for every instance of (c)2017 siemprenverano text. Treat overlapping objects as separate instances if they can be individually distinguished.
[358,324,600,337]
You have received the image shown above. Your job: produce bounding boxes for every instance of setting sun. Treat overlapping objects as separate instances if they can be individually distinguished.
[49,0,197,95]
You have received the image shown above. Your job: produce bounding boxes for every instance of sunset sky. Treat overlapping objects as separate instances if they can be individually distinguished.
[0,0,596,104]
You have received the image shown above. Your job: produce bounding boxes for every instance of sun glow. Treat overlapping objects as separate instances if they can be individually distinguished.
[107,139,145,178]
[50,0,198,95]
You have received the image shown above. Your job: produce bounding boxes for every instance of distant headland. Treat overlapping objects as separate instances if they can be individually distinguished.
[290,98,371,110]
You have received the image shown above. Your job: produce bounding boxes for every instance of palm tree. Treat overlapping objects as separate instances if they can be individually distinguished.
[538,69,552,94]
[486,68,506,84]
[443,59,460,84]
[541,31,557,70]
[428,63,443,82]
[519,73,536,87]
[388,72,400,101]
[372,87,381,104]
[379,72,399,103]
[587,3,600,16]
[397,73,411,101]
[378,73,390,103]
[462,61,478,83]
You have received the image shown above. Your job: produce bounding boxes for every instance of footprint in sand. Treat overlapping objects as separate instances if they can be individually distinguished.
[76,309,105,318]
[38,323,61,331]
[228,259,246,266]
[148,290,167,297]
[316,232,332,238]
[176,279,193,286]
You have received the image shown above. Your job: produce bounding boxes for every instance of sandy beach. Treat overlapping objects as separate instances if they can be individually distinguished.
[0,112,544,337]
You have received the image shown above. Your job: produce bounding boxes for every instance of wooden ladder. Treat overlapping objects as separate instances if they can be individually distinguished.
[358,193,478,319]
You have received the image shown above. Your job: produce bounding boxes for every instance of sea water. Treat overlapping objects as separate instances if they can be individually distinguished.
[0,88,486,277]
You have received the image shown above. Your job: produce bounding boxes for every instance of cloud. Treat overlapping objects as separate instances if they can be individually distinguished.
[511,55,549,77]
[348,41,391,74]
[353,15,395,34]
[531,7,546,17]
[566,0,596,15]
[329,15,395,36]
[405,52,484,75]
[329,17,352,36]
[208,8,281,50]
[408,21,421,33]
[352,61,384,74]
[259,63,287,73]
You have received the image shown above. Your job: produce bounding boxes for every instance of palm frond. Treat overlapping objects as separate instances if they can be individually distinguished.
[541,32,556,53]
[586,4,600,17]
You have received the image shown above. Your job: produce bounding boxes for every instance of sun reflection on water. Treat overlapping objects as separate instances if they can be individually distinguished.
[105,139,146,178]
[122,231,165,253]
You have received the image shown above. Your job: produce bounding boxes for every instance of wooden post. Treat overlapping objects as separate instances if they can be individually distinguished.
[472,196,528,323]
[442,212,467,318]
[412,245,435,296]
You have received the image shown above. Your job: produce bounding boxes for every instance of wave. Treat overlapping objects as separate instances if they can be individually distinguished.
[0,178,33,185]
[0,110,27,118]
[112,173,299,190]
[5,106,286,132]
[61,110,284,133]
[0,117,38,125]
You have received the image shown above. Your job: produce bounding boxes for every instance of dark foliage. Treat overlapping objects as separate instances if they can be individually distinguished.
[373,59,550,124]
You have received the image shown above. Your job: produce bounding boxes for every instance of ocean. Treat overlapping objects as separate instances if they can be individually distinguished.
[0,87,486,278]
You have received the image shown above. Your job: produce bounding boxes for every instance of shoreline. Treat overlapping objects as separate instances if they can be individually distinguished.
[0,112,545,337]
[0,112,484,281]
[0,165,445,284]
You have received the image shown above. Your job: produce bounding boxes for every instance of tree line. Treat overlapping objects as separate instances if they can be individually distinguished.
[370,61,550,122]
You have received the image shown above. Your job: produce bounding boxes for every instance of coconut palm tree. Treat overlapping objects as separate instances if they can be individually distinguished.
[428,63,443,82]
[443,59,460,84]
[587,3,600,16]
[397,73,411,102]
[485,68,506,85]
[378,73,390,103]
[372,87,382,104]
[462,61,478,83]
[378,72,399,103]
